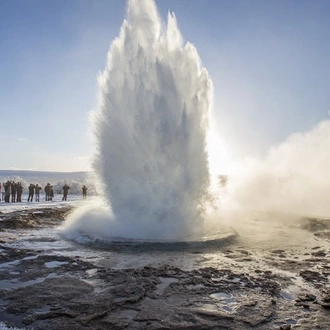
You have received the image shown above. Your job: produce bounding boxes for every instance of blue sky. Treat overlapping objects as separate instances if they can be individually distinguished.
[0,0,329,172]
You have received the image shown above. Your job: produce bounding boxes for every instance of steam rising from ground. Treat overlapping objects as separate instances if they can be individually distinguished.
[222,120,330,220]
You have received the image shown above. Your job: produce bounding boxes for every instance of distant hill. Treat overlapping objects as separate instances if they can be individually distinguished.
[0,170,89,183]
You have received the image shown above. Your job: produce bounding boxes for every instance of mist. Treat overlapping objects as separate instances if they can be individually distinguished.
[222,119,330,219]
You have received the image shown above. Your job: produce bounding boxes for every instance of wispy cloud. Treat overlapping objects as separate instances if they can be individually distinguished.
[17,138,27,142]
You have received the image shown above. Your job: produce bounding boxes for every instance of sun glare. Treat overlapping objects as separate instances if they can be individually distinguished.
[207,127,232,179]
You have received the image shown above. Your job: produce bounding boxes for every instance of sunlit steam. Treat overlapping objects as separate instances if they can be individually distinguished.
[223,120,330,219]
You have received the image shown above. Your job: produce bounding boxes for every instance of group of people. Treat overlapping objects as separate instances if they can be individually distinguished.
[0,181,23,203]
[0,181,88,203]
[27,183,52,202]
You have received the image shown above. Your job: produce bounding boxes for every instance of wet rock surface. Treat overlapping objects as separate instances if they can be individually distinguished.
[0,207,72,233]
[1,210,330,329]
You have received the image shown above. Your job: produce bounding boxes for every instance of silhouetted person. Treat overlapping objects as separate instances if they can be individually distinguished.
[82,185,87,199]
[27,184,35,202]
[62,184,70,201]
[50,186,54,201]
[35,184,42,202]
[44,183,51,201]
[11,181,17,203]
[4,181,11,203]
[1,182,5,202]
[16,182,23,202]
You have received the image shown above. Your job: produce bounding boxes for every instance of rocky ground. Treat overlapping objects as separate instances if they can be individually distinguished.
[1,208,330,329]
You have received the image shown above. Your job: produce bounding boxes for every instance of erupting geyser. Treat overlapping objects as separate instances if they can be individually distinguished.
[62,0,330,247]
[84,0,213,241]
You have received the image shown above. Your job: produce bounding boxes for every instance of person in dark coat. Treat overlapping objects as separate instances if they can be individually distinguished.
[35,184,42,202]
[27,184,35,202]
[44,183,50,201]
[62,184,70,201]
[11,181,17,203]
[50,186,54,201]
[16,182,23,202]
[82,185,87,199]
[2,182,5,202]
[4,181,11,203]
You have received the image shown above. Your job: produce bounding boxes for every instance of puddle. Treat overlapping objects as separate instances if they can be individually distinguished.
[33,305,52,314]
[22,255,39,261]
[155,277,179,295]
[280,290,295,300]
[45,261,69,268]
[211,292,234,301]
[274,318,300,328]
[0,273,58,290]
[0,260,21,269]
[201,303,218,311]
[228,277,241,283]
[9,271,20,275]
[210,292,237,313]
[86,268,98,277]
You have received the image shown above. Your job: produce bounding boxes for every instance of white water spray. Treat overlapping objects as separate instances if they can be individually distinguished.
[64,0,214,241]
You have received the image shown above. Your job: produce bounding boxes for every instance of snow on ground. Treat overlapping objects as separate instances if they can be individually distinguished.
[0,194,97,215]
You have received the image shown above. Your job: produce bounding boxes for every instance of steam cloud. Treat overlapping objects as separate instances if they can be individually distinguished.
[223,120,330,218]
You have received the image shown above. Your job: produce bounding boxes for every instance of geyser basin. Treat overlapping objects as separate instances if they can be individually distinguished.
[61,200,237,249]
[68,229,238,253]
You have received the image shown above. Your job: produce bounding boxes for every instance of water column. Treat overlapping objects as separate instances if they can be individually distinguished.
[91,0,213,240]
